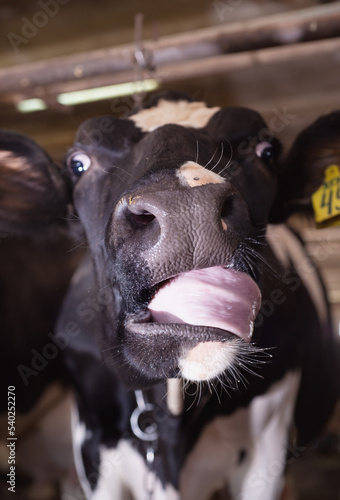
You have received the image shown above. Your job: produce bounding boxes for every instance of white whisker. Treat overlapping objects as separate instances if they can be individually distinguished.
[204,146,218,168]
[195,140,199,164]
[217,140,234,176]
[211,142,224,172]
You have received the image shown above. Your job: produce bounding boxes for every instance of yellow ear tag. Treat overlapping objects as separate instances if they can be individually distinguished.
[311,165,340,228]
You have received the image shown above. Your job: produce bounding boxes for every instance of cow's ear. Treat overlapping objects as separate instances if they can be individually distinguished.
[0,131,69,237]
[270,111,340,222]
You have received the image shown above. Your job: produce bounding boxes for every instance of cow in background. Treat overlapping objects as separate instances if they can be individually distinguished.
[0,132,82,497]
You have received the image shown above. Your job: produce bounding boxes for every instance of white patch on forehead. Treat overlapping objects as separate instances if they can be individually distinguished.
[179,340,239,382]
[176,160,225,188]
[129,99,220,132]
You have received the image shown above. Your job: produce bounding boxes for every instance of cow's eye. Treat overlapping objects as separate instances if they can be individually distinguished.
[68,153,91,178]
[255,142,275,165]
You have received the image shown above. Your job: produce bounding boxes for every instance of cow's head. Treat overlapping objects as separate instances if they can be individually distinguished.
[5,94,338,388]
[61,94,338,388]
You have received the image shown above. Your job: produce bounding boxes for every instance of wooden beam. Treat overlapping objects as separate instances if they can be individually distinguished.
[6,36,340,106]
[1,3,340,96]
[158,37,340,83]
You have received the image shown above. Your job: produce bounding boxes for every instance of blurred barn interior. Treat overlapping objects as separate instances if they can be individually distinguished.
[0,0,339,498]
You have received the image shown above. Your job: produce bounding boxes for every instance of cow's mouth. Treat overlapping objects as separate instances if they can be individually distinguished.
[124,267,261,382]
[148,266,261,342]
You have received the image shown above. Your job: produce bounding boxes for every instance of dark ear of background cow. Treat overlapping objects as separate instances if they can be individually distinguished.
[0,131,81,412]
[271,110,340,222]
[0,131,70,237]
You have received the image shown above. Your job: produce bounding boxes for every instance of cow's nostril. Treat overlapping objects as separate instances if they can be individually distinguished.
[128,210,156,227]
[220,197,233,222]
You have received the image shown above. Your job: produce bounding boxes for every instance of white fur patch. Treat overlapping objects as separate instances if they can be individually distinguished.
[92,440,179,500]
[179,339,239,382]
[71,401,93,498]
[176,161,225,188]
[129,99,219,132]
[180,370,301,500]
[231,370,301,500]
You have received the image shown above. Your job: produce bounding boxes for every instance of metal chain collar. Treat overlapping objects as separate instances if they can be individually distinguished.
[130,390,159,500]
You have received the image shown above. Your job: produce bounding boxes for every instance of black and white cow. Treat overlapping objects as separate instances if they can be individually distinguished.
[7,93,339,499]
[54,93,338,500]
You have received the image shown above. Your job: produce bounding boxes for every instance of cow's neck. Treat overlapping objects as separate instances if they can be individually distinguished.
[130,381,184,497]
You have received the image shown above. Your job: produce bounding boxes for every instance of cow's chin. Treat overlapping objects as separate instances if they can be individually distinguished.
[123,313,252,383]
[179,339,241,382]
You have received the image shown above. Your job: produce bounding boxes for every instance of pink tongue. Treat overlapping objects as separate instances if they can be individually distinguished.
[148,267,261,342]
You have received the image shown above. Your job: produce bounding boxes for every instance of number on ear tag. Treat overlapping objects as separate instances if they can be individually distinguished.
[312,165,340,228]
